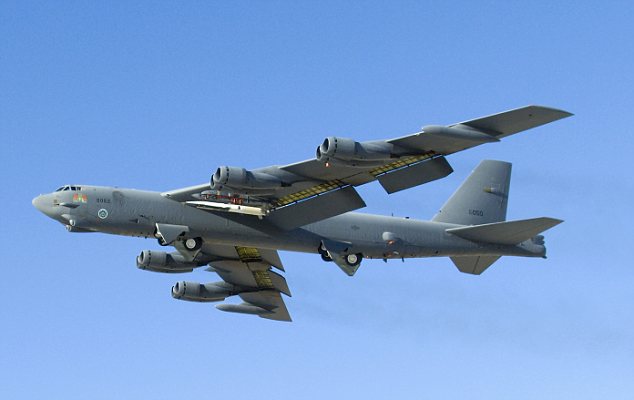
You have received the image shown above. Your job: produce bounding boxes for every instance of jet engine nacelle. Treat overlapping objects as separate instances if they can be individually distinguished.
[136,250,197,273]
[171,281,239,302]
[316,137,394,167]
[210,166,284,192]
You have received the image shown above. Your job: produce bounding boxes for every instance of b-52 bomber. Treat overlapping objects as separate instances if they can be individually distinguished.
[33,105,572,321]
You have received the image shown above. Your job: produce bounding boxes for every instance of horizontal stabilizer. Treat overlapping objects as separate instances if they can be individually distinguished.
[451,256,501,275]
[446,217,563,245]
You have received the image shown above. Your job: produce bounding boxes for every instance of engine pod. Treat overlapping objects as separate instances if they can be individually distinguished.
[136,250,197,273]
[210,166,284,193]
[171,281,238,302]
[316,137,395,167]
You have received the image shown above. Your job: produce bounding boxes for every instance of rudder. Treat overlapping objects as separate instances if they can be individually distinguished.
[432,160,511,225]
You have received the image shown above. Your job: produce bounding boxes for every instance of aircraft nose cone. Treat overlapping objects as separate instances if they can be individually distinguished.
[32,195,45,212]
[32,194,56,219]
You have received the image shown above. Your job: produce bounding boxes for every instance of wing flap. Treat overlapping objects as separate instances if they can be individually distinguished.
[281,158,366,182]
[266,186,366,229]
[377,156,453,194]
[234,246,284,271]
[211,260,290,295]
[239,291,292,322]
[179,244,293,321]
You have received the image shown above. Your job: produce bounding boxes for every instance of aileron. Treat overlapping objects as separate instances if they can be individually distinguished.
[455,105,573,138]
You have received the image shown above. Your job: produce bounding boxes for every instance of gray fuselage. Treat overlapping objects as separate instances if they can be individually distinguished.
[33,185,545,260]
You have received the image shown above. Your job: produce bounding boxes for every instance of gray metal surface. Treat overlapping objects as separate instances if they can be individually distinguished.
[450,256,501,275]
[377,156,453,194]
[446,217,563,245]
[433,160,511,225]
[32,105,572,321]
[266,186,366,230]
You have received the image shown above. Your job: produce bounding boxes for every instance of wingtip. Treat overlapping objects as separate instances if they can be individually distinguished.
[541,217,564,226]
[528,105,574,118]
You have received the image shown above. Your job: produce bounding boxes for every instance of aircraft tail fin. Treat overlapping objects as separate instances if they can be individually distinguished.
[432,160,511,225]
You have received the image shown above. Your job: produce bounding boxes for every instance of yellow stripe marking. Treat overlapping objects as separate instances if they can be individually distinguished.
[272,153,435,208]
[252,270,274,289]
[273,179,346,207]
[235,246,263,263]
[369,153,435,176]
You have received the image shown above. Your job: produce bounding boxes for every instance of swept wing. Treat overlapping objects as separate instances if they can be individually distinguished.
[163,105,571,229]
[172,244,292,321]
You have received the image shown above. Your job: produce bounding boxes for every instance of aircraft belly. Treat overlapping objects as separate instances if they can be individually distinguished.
[199,232,319,254]
[185,212,322,253]
[303,214,449,258]
[302,214,531,259]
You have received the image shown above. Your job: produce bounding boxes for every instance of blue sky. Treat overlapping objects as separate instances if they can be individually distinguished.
[2,1,633,398]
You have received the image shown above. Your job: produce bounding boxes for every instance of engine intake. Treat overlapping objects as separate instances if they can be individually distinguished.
[136,250,197,273]
[316,137,394,167]
[171,281,240,302]
[210,166,284,193]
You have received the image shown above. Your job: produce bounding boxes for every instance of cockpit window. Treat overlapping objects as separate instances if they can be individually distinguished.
[55,185,81,192]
